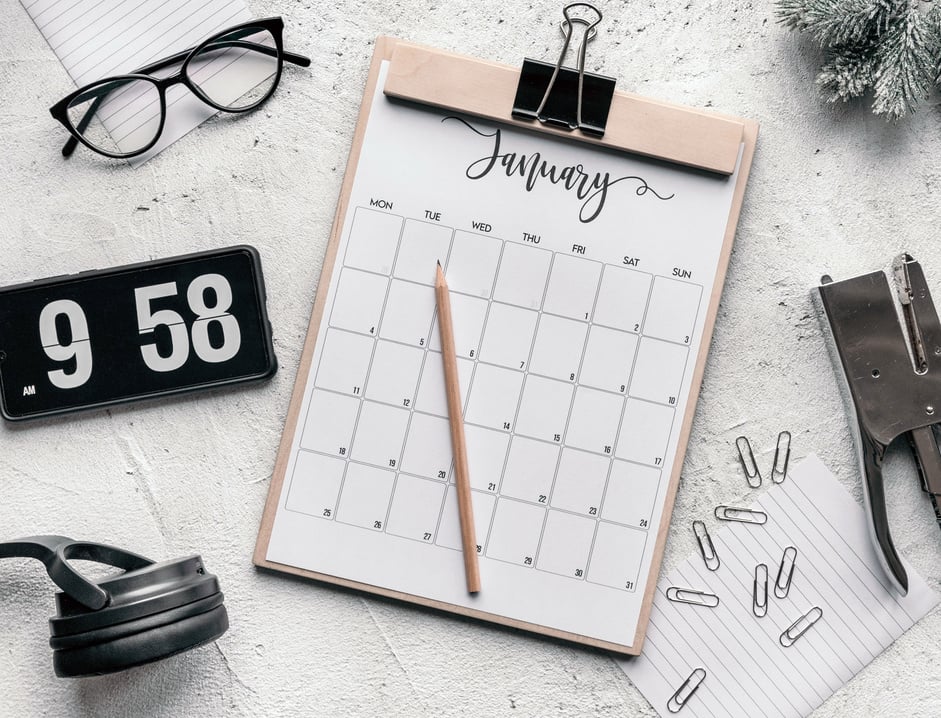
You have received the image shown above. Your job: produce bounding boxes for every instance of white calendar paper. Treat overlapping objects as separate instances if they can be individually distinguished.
[264,61,743,649]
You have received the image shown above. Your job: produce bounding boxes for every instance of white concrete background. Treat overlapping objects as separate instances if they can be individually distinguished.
[2,0,941,715]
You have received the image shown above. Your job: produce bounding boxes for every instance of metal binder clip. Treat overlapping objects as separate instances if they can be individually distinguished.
[774,546,797,599]
[666,587,720,607]
[667,667,706,713]
[714,505,768,525]
[736,436,762,489]
[512,3,616,136]
[779,606,823,647]
[692,520,720,571]
[771,431,791,484]
[753,563,768,617]
[817,253,941,595]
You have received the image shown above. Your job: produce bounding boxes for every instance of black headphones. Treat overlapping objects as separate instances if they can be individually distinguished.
[0,535,228,677]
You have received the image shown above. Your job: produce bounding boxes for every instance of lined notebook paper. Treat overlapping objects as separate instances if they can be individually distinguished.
[619,454,939,717]
[21,0,252,164]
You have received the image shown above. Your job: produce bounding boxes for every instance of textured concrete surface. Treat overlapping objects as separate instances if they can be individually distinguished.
[2,1,941,716]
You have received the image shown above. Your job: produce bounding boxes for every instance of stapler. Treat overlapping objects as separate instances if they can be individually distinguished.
[816,253,941,595]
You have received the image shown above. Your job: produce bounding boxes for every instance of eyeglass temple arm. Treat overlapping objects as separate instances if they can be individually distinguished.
[61,39,311,157]
[62,83,114,157]
[132,40,311,77]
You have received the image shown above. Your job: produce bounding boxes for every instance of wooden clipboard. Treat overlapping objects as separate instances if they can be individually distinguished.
[254,35,758,655]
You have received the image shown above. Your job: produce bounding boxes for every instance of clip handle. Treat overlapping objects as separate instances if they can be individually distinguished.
[908,426,941,496]
[856,428,909,595]
[534,4,603,124]
[0,535,154,610]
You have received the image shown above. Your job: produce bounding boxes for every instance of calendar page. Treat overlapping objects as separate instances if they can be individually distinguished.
[264,60,743,649]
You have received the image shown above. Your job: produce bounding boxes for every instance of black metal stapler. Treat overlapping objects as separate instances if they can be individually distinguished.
[816,253,941,595]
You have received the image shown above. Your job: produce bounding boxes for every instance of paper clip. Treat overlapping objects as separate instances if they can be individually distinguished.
[774,546,798,599]
[779,606,823,647]
[714,505,768,525]
[753,563,768,618]
[736,436,761,488]
[772,431,791,484]
[667,667,706,713]
[692,520,720,571]
[666,587,720,608]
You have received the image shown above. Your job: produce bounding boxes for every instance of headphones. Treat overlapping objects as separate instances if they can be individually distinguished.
[0,535,228,677]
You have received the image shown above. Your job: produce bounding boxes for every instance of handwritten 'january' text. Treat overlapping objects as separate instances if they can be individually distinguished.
[443,117,674,223]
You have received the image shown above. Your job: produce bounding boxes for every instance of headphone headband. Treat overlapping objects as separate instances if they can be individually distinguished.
[0,535,154,610]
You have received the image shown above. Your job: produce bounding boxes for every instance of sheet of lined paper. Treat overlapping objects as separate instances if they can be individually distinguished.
[21,0,251,164]
[619,455,939,717]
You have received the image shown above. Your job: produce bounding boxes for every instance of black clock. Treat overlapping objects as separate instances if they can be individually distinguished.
[0,246,277,420]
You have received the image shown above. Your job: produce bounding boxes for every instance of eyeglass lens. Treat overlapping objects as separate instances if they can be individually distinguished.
[187,26,280,110]
[66,77,162,156]
[64,25,280,156]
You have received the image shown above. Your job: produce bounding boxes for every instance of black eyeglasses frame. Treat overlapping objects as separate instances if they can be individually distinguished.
[49,16,311,160]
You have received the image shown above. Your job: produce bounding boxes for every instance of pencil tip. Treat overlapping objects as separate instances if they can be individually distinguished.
[437,260,442,267]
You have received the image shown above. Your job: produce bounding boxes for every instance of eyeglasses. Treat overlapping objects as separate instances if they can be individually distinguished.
[49,17,311,160]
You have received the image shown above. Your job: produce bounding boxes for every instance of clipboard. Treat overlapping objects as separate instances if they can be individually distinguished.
[255,21,758,655]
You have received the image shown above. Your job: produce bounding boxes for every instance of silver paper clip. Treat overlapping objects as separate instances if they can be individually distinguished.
[693,520,720,571]
[774,546,798,599]
[736,436,762,488]
[772,431,791,484]
[753,563,768,618]
[666,587,720,608]
[667,667,707,713]
[779,606,823,647]
[714,505,768,525]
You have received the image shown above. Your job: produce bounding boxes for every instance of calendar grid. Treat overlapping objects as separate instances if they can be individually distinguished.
[286,206,704,590]
[485,245,555,571]
[435,230,506,552]
[376,221,454,539]
[529,252,606,579]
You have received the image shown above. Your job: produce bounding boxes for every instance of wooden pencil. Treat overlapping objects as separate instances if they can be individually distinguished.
[435,261,481,594]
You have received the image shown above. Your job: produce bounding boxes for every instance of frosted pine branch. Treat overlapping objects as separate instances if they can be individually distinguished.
[871,3,934,117]
[776,0,940,118]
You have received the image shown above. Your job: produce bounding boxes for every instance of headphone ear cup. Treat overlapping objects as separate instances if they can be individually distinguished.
[47,555,227,677]
[51,602,228,677]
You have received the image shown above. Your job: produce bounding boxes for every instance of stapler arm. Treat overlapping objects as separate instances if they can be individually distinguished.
[816,254,941,595]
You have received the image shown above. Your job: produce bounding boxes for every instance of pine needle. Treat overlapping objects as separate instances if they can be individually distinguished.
[871,3,934,118]
[816,43,877,102]
[927,3,941,83]
[777,0,898,44]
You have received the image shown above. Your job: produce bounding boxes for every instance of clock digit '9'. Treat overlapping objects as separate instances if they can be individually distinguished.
[39,299,93,389]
